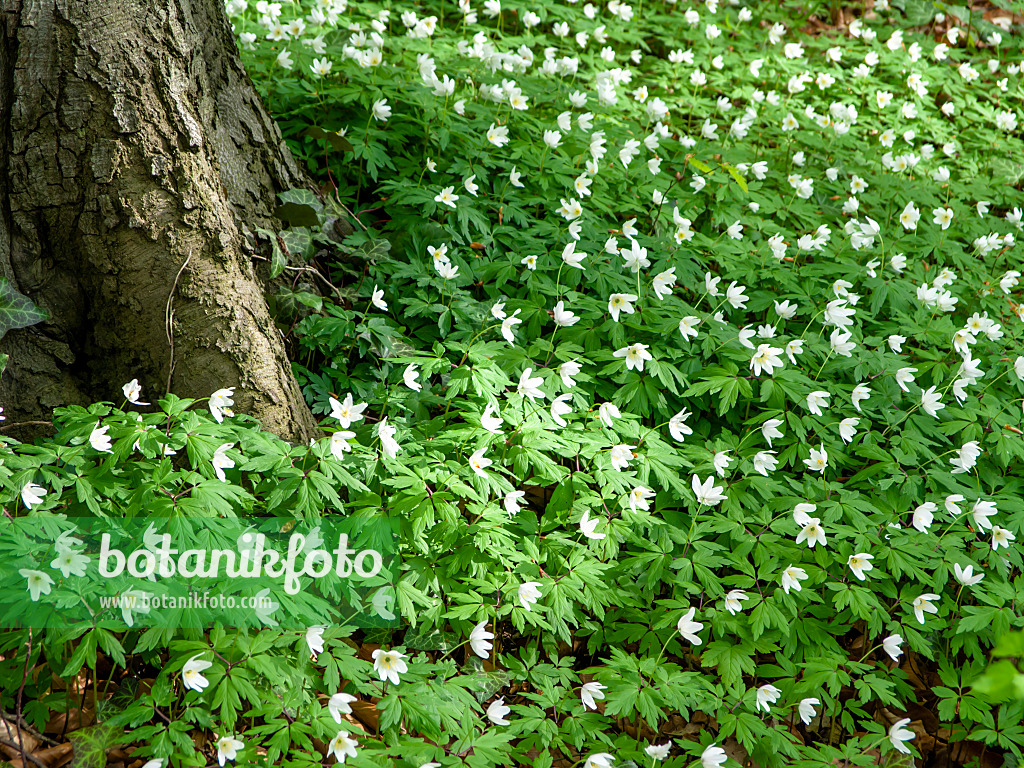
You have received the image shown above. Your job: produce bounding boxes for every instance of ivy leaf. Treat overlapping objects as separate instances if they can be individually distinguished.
[274,201,322,228]
[0,278,47,339]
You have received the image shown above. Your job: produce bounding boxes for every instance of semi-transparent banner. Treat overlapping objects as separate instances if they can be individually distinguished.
[0,513,400,630]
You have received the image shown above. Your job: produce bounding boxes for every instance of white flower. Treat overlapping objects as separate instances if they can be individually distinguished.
[723,590,749,615]
[920,386,944,418]
[847,553,874,580]
[645,743,671,761]
[692,475,727,506]
[799,697,820,725]
[753,451,778,476]
[609,444,635,472]
[823,300,856,328]
[552,300,579,327]
[774,300,798,320]
[517,368,545,400]
[838,418,859,444]
[780,565,807,594]
[613,343,653,372]
[762,418,784,447]
[607,293,638,322]
[50,548,88,578]
[19,569,54,602]
[883,634,903,661]
[627,486,655,513]
[434,186,459,208]
[21,482,46,509]
[579,510,605,540]
[469,448,493,478]
[912,594,940,624]
[803,445,828,473]
[480,403,503,435]
[134,590,173,647]
[122,379,150,405]
[306,627,325,655]
[328,693,358,723]
[562,241,587,269]
[932,207,954,230]
[954,563,984,587]
[328,732,358,764]
[581,681,607,711]
[889,718,915,754]
[377,418,400,459]
[330,393,367,428]
[501,309,523,345]
[912,502,935,532]
[852,384,871,412]
[503,490,527,518]
[679,316,701,340]
[701,744,727,768]
[371,649,408,685]
[329,430,355,460]
[725,281,748,309]
[669,409,693,442]
[470,620,494,658]
[371,99,391,121]
[182,654,214,692]
[945,494,965,518]
[310,57,333,77]
[971,499,997,531]
[216,736,244,767]
[486,124,510,147]
[899,201,920,230]
[559,360,582,388]
[750,344,784,377]
[370,285,387,311]
[486,697,511,726]
[90,422,113,453]
[756,684,781,713]
[805,391,830,416]
[713,452,733,477]
[518,581,542,611]
[211,443,235,482]
[676,607,704,645]
[652,269,676,299]
[991,526,1015,550]
[830,329,856,357]
[550,394,573,428]
[584,754,614,768]
[895,367,917,392]
[795,514,827,549]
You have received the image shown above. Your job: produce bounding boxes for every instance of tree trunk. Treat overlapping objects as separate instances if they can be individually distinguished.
[0,0,321,443]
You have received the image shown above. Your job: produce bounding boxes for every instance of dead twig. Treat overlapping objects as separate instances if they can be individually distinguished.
[165,248,193,395]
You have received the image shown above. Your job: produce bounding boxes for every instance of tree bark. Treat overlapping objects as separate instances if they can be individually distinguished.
[0,0,321,442]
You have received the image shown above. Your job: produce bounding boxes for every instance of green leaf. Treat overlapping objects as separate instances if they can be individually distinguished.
[687,156,713,174]
[275,201,322,228]
[720,162,748,193]
[0,278,47,339]
[305,125,354,153]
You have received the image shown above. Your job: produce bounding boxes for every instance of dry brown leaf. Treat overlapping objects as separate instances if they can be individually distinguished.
[0,719,40,758]
[350,700,379,733]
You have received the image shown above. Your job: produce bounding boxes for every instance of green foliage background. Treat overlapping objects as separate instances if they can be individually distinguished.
[3,0,1024,766]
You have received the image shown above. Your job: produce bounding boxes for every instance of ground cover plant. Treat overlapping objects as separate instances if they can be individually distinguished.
[2,0,1024,767]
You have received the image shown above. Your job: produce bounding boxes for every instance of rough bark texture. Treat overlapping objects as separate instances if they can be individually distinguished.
[0,0,321,442]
